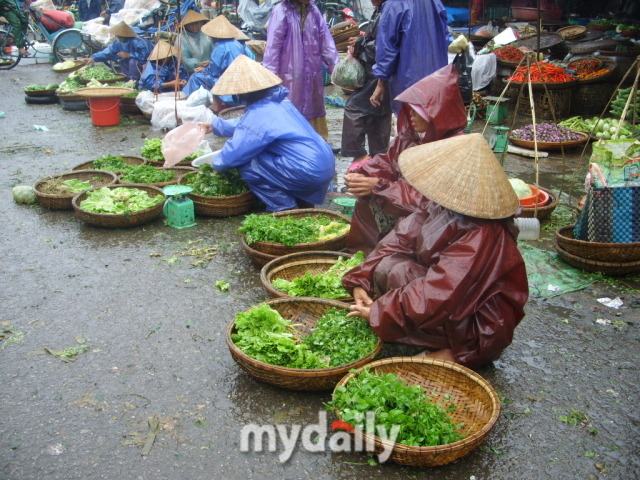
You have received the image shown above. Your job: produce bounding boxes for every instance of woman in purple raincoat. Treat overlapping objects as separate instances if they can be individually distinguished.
[263,0,338,139]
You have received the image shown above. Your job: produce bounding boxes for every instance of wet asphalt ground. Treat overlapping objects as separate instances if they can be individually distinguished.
[1,64,639,480]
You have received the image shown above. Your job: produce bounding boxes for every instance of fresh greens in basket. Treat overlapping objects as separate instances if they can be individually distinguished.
[238,213,350,246]
[79,65,121,81]
[119,165,176,184]
[25,83,58,91]
[182,164,249,196]
[140,138,205,164]
[90,155,129,172]
[41,178,92,195]
[232,304,378,368]
[327,368,466,447]
[79,187,163,214]
[272,251,365,299]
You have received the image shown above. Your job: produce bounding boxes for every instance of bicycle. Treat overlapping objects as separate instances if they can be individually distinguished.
[318,0,367,28]
[0,6,95,70]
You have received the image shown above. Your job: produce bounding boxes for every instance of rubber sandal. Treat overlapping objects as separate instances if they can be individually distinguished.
[347,156,372,172]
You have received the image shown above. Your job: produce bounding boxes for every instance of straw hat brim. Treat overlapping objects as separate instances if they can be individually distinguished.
[148,41,180,61]
[201,15,240,39]
[181,9,209,26]
[211,54,282,96]
[398,133,520,219]
[110,21,137,38]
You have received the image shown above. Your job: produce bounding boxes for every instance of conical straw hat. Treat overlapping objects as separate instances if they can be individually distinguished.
[236,28,249,41]
[211,54,282,95]
[180,9,209,26]
[201,15,240,39]
[398,133,519,219]
[148,40,180,61]
[110,21,137,38]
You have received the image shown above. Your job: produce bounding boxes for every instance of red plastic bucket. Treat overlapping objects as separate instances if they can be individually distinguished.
[87,96,121,127]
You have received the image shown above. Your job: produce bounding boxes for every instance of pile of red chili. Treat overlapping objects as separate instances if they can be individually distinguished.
[568,58,601,75]
[493,45,525,63]
[507,62,574,83]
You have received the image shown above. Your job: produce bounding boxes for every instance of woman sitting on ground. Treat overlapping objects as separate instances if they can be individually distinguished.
[139,40,188,93]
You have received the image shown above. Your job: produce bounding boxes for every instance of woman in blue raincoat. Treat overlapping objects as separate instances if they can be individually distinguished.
[88,21,154,82]
[199,55,335,212]
[370,0,451,125]
[262,0,338,139]
[174,9,213,75]
[182,15,245,109]
[139,41,189,93]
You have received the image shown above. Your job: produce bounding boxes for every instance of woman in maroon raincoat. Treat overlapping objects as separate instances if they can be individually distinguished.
[343,134,528,368]
[344,63,468,255]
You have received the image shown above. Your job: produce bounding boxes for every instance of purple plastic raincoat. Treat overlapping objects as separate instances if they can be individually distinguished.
[373,0,451,114]
[209,85,335,212]
[263,0,338,120]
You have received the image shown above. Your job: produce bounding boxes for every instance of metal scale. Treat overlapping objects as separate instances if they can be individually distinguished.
[162,185,196,229]
[488,126,511,153]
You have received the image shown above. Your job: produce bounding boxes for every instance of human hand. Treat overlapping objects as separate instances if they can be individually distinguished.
[370,79,385,107]
[344,173,378,197]
[198,122,212,134]
[347,303,371,321]
[117,52,131,59]
[179,79,186,86]
[194,66,204,73]
[352,287,373,306]
[347,45,354,56]
[199,60,210,67]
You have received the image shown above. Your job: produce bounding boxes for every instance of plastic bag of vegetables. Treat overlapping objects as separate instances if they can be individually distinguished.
[330,54,365,90]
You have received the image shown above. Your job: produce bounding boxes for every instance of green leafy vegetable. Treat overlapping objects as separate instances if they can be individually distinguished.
[56,76,84,94]
[91,155,129,172]
[41,178,92,194]
[119,165,176,184]
[238,213,350,246]
[327,368,466,447]
[25,83,58,91]
[272,251,365,299]
[232,304,377,368]
[79,187,163,214]
[141,138,164,163]
[182,164,248,196]
[215,280,230,292]
[79,65,121,81]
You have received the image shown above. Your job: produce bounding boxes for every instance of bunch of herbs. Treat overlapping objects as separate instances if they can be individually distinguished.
[238,214,350,246]
[182,164,248,196]
[120,165,175,184]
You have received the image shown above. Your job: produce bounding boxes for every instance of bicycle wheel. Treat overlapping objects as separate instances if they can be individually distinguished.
[0,29,21,70]
[52,29,92,62]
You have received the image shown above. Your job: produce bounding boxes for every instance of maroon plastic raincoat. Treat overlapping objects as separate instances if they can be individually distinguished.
[346,64,468,254]
[262,0,339,120]
[342,202,528,368]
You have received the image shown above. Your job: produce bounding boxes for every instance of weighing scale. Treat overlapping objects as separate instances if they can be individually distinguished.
[488,126,511,153]
[485,96,509,125]
[163,185,196,229]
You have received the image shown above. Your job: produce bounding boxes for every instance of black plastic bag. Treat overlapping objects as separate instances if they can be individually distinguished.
[453,52,473,105]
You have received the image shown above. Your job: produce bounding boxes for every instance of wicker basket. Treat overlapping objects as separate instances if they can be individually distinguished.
[177,174,254,217]
[555,225,640,262]
[240,235,277,266]
[518,187,558,220]
[244,209,351,256]
[260,251,353,300]
[332,357,500,466]
[556,25,587,40]
[555,244,640,276]
[516,86,573,120]
[72,184,166,228]
[511,33,564,50]
[78,74,127,85]
[24,88,58,97]
[570,81,616,116]
[509,131,589,150]
[33,170,118,210]
[226,297,383,391]
[118,166,196,187]
[218,106,246,120]
[72,155,147,174]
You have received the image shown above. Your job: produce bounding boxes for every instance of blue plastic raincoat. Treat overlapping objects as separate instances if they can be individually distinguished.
[175,30,213,74]
[78,0,102,21]
[92,36,154,81]
[139,59,189,92]
[209,85,335,212]
[373,0,451,115]
[262,0,338,120]
[182,39,245,97]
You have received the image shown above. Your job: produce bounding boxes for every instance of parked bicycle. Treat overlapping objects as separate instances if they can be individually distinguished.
[0,6,95,70]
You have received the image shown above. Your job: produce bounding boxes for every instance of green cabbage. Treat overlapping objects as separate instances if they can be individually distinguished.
[509,178,532,199]
[12,185,37,204]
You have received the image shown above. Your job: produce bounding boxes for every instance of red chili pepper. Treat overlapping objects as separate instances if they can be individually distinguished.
[331,420,355,432]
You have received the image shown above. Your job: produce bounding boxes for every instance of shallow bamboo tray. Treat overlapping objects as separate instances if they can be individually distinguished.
[555,244,640,276]
[33,170,117,210]
[555,225,640,262]
[72,184,165,228]
[177,175,254,217]
[509,131,589,150]
[260,251,353,300]
[226,297,383,391]
[244,209,351,256]
[72,155,146,174]
[52,58,90,73]
[518,187,558,220]
[332,357,500,466]
[24,88,58,97]
[240,236,277,267]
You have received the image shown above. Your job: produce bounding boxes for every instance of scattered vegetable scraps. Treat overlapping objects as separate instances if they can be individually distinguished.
[215,281,230,292]
[327,368,466,447]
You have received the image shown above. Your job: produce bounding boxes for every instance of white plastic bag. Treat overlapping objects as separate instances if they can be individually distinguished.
[186,86,213,107]
[161,122,206,167]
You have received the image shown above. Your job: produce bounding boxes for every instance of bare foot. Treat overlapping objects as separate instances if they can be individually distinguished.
[18,48,30,56]
[414,348,456,363]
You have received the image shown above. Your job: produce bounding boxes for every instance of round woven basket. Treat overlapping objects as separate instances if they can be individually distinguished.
[118,166,196,187]
[555,243,640,275]
[72,155,147,174]
[244,208,351,256]
[506,78,577,90]
[24,88,58,97]
[509,131,589,150]
[518,187,558,220]
[240,235,277,266]
[557,25,587,40]
[177,175,254,217]
[332,357,500,466]
[33,170,118,210]
[218,106,246,120]
[226,297,383,391]
[72,184,166,228]
[52,59,90,74]
[260,251,353,300]
[555,225,640,262]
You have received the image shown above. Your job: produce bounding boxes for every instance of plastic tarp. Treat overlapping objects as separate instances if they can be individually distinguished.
[238,0,278,28]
